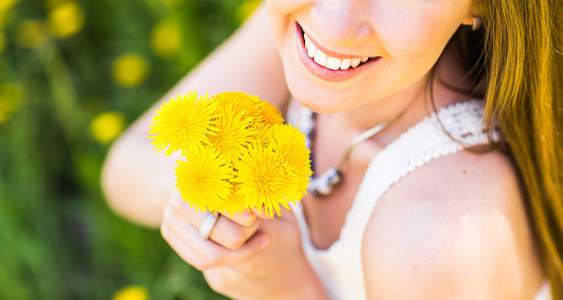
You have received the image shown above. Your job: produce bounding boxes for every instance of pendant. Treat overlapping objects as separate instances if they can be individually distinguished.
[308,167,343,197]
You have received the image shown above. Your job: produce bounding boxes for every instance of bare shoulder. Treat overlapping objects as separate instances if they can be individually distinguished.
[361,149,545,299]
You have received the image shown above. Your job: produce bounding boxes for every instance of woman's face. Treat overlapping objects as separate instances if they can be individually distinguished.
[266,0,474,114]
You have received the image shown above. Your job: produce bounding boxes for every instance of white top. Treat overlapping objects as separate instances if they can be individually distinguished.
[289,100,551,300]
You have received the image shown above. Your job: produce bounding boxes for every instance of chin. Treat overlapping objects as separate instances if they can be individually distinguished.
[287,81,352,114]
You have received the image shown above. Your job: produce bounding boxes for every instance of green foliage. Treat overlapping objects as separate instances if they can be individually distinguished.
[0,0,252,298]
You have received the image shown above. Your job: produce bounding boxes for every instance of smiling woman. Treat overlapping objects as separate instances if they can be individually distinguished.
[102,0,562,299]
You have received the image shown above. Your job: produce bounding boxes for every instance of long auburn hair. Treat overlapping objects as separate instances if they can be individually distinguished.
[447,0,563,297]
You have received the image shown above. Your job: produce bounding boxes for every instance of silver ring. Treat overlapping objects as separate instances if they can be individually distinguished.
[198,213,220,240]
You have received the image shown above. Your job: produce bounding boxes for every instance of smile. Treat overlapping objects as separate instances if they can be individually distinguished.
[304,32,376,70]
[296,23,380,81]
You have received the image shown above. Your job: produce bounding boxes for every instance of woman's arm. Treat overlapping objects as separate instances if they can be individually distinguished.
[101,4,289,227]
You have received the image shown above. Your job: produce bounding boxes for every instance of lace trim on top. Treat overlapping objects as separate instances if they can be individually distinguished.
[342,99,500,246]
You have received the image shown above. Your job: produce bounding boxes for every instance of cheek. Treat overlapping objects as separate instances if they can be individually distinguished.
[376,6,466,78]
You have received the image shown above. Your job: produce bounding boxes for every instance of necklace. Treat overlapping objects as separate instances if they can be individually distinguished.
[300,107,398,197]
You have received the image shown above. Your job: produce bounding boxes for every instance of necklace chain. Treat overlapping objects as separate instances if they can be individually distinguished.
[301,107,398,197]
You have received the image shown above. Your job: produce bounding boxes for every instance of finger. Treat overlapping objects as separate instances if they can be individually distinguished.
[170,190,256,227]
[251,205,271,220]
[225,209,258,228]
[277,206,297,222]
[229,231,270,259]
[207,231,270,269]
[163,205,227,270]
[169,189,209,225]
[161,221,203,269]
[252,204,296,222]
[164,205,268,268]
[167,201,260,251]
[169,193,261,249]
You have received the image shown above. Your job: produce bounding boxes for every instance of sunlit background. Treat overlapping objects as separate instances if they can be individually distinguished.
[0,0,261,298]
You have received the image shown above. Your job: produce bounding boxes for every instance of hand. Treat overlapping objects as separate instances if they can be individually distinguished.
[161,191,328,300]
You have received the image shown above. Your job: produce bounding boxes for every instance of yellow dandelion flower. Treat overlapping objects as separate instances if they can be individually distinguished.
[150,20,182,58]
[270,124,312,177]
[207,102,256,164]
[269,124,312,202]
[47,2,84,39]
[90,111,125,144]
[15,20,47,48]
[254,125,272,147]
[214,91,265,125]
[260,101,284,126]
[175,146,233,212]
[111,285,149,300]
[112,53,149,87]
[234,143,291,218]
[220,184,247,217]
[149,92,218,156]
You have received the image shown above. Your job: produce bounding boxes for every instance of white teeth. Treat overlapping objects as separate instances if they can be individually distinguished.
[350,58,361,68]
[314,50,328,66]
[304,33,312,49]
[340,58,351,70]
[308,43,317,58]
[325,56,341,70]
[303,31,374,70]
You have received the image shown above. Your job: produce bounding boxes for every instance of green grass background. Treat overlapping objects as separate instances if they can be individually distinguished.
[0,0,255,298]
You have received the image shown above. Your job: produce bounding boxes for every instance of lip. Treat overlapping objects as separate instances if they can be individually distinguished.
[295,22,380,82]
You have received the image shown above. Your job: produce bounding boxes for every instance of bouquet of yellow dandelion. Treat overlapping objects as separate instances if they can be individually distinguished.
[149,91,312,218]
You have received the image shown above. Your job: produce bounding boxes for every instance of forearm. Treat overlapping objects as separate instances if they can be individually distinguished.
[101,3,290,227]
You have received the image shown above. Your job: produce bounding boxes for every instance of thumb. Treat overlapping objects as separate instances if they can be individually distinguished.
[225,231,270,262]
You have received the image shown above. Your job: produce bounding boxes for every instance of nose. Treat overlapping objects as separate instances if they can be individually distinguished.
[310,0,374,44]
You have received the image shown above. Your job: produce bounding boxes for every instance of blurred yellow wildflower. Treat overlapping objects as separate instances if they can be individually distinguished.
[47,2,84,39]
[150,20,182,58]
[0,0,20,13]
[45,0,74,10]
[236,0,261,23]
[90,111,125,143]
[176,146,233,213]
[149,92,218,156]
[0,0,20,28]
[15,20,47,48]
[112,53,149,87]
[0,83,24,123]
[111,285,149,300]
